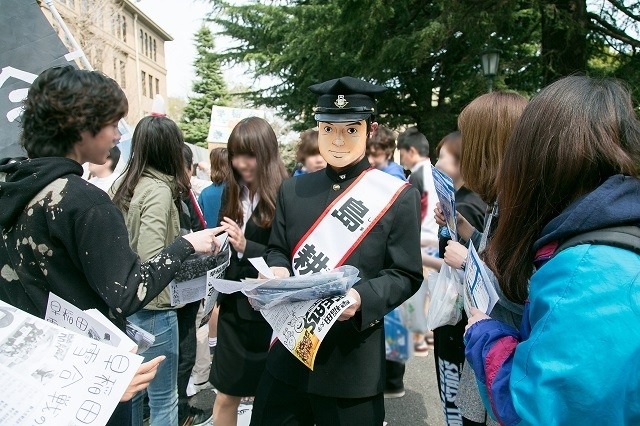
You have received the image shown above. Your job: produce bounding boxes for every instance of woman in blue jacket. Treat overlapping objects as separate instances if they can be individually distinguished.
[465,76,640,425]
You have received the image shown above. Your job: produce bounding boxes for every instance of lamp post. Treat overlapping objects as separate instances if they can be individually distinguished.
[481,48,501,92]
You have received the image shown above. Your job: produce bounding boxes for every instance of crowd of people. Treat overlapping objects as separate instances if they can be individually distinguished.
[0,64,638,426]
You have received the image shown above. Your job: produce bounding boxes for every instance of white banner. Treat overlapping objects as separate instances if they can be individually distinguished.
[291,169,407,276]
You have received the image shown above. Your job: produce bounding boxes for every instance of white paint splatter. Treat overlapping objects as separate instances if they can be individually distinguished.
[27,178,68,210]
[136,282,148,301]
[1,265,18,282]
[37,244,49,255]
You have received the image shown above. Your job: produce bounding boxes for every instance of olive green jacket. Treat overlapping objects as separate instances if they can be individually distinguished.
[112,167,181,310]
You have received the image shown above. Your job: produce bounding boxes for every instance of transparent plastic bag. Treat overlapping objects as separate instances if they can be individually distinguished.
[426,263,463,330]
[399,279,430,333]
[242,265,360,310]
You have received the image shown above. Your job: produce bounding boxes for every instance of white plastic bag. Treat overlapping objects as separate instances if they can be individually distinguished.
[426,264,463,330]
[399,278,430,333]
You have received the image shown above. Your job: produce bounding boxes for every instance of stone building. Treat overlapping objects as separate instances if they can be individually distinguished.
[41,0,173,123]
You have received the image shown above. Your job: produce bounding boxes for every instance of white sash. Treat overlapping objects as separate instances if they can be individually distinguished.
[291,169,408,276]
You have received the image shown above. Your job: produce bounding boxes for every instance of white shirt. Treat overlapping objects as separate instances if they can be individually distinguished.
[412,159,439,246]
[237,185,260,258]
[88,174,118,193]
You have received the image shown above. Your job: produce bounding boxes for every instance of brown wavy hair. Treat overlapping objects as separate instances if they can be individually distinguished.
[458,92,528,204]
[209,147,230,184]
[221,117,288,228]
[486,76,640,304]
[21,66,127,158]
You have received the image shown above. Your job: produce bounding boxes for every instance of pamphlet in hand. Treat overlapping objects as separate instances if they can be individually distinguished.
[431,166,458,241]
[463,242,499,316]
[45,292,135,351]
[262,295,356,370]
[209,263,361,370]
[0,300,143,425]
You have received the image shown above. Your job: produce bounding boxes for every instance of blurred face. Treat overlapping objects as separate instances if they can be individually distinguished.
[76,121,121,165]
[318,120,375,169]
[435,145,460,181]
[367,148,389,170]
[231,154,257,183]
[399,147,418,169]
[303,154,327,173]
[87,158,113,177]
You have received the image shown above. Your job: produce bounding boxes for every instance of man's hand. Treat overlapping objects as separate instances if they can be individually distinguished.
[120,356,165,402]
[258,266,291,279]
[338,288,361,321]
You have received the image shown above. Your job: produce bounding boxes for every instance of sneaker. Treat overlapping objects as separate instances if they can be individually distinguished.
[186,376,214,397]
[181,406,213,426]
[384,388,406,399]
[414,340,429,356]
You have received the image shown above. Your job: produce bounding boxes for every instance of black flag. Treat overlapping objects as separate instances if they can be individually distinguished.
[0,0,77,159]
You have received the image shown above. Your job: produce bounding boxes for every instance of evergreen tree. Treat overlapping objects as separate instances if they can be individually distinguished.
[180,26,229,147]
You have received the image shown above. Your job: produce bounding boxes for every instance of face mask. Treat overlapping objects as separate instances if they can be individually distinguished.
[317,120,367,169]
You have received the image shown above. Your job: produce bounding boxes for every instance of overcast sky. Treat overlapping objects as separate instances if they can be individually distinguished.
[136,0,253,99]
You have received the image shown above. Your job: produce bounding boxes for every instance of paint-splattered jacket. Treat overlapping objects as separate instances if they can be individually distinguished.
[0,157,195,328]
[464,175,640,425]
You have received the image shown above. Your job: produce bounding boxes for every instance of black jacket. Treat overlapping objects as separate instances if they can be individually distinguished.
[265,157,423,398]
[0,157,194,328]
[217,188,272,321]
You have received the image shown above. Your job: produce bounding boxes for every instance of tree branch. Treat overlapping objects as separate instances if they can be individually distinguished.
[588,11,640,47]
[606,0,640,22]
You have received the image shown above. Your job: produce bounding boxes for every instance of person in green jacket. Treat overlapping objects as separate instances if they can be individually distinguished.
[113,116,197,426]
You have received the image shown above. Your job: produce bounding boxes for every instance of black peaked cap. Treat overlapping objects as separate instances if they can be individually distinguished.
[309,76,387,122]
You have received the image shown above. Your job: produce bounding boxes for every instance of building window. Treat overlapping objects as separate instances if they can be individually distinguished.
[155,78,160,95]
[144,33,148,57]
[139,29,143,51]
[141,71,146,96]
[152,39,157,61]
[120,60,127,89]
[122,16,127,43]
[148,74,153,99]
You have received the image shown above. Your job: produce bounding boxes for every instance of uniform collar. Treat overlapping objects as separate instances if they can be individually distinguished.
[325,157,371,183]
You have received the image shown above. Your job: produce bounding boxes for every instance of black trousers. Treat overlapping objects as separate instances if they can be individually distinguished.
[384,359,405,391]
[176,300,201,419]
[250,371,385,426]
[433,314,484,426]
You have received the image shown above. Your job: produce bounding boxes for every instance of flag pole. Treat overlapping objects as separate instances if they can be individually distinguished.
[42,0,132,138]
[42,0,93,71]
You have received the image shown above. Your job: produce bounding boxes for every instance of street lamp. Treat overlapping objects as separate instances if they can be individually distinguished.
[481,48,501,92]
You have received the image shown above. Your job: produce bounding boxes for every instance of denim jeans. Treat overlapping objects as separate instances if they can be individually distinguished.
[129,309,179,426]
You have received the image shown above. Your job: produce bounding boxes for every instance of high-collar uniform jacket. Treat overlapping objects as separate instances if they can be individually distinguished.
[266,157,423,398]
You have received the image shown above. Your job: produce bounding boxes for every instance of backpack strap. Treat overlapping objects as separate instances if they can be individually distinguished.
[556,226,640,256]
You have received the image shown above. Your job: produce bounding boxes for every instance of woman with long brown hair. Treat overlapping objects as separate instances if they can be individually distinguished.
[434,91,528,426]
[464,76,640,425]
[112,115,224,426]
[209,117,288,426]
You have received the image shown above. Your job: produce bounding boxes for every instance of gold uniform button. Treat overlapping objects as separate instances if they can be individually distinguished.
[332,184,340,191]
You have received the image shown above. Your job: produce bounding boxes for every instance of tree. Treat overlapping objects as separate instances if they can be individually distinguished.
[208,0,640,152]
[180,26,229,147]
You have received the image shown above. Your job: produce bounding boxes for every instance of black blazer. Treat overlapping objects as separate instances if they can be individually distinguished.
[217,188,272,321]
[265,158,423,398]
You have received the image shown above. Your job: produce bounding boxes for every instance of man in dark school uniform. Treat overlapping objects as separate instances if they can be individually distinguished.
[250,76,423,425]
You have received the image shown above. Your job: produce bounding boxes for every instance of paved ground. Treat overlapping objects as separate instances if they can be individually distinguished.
[189,352,446,426]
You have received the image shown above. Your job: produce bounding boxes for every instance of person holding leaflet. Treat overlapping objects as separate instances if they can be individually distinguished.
[250,76,423,425]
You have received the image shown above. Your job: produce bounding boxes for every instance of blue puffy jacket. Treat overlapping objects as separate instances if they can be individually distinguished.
[464,174,640,425]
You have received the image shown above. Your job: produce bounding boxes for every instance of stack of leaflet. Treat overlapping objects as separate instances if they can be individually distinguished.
[242,265,360,310]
